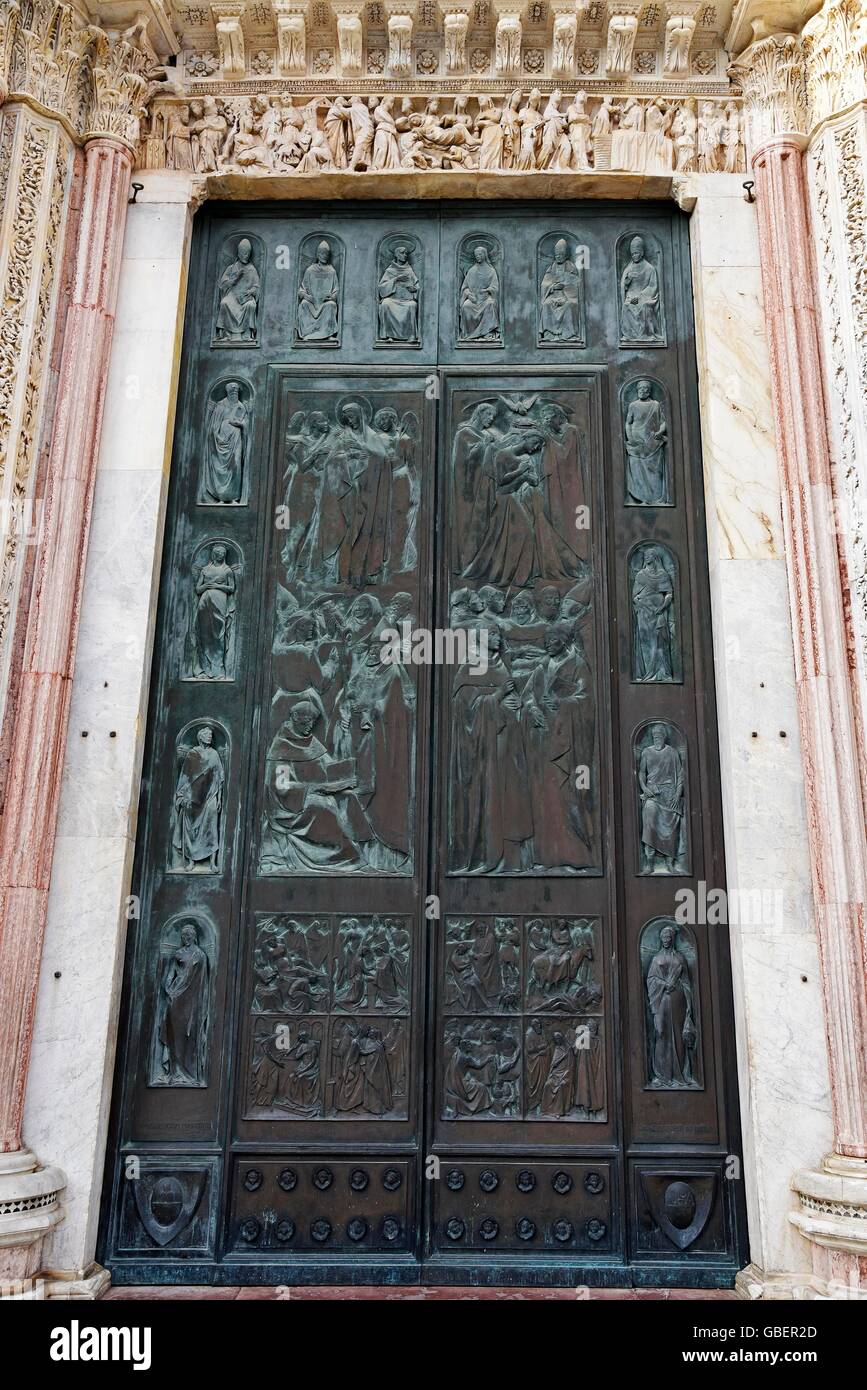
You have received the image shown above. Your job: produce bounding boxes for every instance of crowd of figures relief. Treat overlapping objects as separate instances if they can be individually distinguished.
[144,91,744,177]
[259,393,421,876]
[248,913,410,1118]
[442,915,605,1121]
[447,391,599,875]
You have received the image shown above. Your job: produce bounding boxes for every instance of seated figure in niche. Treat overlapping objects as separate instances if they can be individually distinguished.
[539,239,582,342]
[378,244,419,342]
[260,693,377,873]
[459,245,501,342]
[620,235,662,342]
[296,240,340,342]
[214,237,260,342]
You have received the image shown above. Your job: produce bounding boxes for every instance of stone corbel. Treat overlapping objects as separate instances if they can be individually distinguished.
[211,2,246,79]
[440,3,471,74]
[272,1,308,77]
[728,30,809,149]
[492,1,523,76]
[332,1,365,76]
[550,1,578,78]
[662,3,700,78]
[605,4,641,76]
[384,1,416,76]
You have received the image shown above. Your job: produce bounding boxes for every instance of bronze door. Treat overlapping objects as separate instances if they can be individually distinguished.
[101,202,746,1286]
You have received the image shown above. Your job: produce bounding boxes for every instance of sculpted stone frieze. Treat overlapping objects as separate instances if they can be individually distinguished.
[138,86,744,173]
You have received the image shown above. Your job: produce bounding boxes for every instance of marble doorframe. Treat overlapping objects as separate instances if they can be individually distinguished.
[21,169,830,1292]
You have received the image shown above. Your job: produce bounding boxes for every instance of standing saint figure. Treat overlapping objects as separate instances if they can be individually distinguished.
[632,547,674,681]
[378,244,419,342]
[624,379,669,505]
[296,239,340,342]
[156,921,210,1085]
[459,245,500,342]
[638,725,687,873]
[201,381,249,504]
[566,91,591,170]
[172,726,224,872]
[539,239,582,342]
[191,543,236,678]
[214,237,260,342]
[646,923,697,1086]
[619,234,662,342]
[476,95,504,170]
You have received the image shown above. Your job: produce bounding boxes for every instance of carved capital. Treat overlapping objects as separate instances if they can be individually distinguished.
[384,4,416,76]
[605,6,641,76]
[211,3,246,79]
[441,7,470,74]
[551,10,578,78]
[84,29,150,151]
[802,0,867,128]
[493,3,523,76]
[662,9,698,78]
[272,2,309,77]
[729,32,809,149]
[333,2,365,76]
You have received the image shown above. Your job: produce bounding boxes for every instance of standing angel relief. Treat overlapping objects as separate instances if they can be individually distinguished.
[447,393,599,875]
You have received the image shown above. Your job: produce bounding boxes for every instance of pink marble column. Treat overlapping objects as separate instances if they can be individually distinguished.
[751,129,867,1287]
[0,139,132,1171]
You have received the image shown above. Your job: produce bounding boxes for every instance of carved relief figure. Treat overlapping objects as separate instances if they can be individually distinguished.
[566,91,591,171]
[630,543,678,682]
[251,917,330,1015]
[538,90,568,170]
[444,917,521,1012]
[171,724,225,873]
[214,236,260,344]
[348,94,377,170]
[152,919,211,1087]
[443,1019,520,1117]
[619,234,664,344]
[698,100,725,173]
[201,380,250,504]
[623,378,670,505]
[642,920,700,1088]
[331,1019,405,1114]
[671,97,697,172]
[476,94,504,168]
[538,237,583,343]
[372,95,401,170]
[333,916,410,1012]
[296,238,340,342]
[190,542,238,679]
[516,87,543,169]
[458,243,501,342]
[167,105,193,170]
[378,242,420,342]
[636,723,689,874]
[250,1020,324,1113]
[525,917,601,1013]
[190,96,228,172]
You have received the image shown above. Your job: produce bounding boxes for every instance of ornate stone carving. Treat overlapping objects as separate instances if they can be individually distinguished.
[385,4,415,75]
[334,3,364,74]
[606,9,640,75]
[494,5,522,74]
[802,0,867,128]
[663,12,696,78]
[443,8,470,72]
[728,32,808,148]
[551,7,577,78]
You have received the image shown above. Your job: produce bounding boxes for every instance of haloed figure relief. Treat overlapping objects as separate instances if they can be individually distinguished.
[281,397,419,586]
[200,380,251,504]
[214,235,261,344]
[187,541,240,679]
[618,232,665,345]
[151,917,212,1087]
[377,237,421,343]
[458,240,502,343]
[537,235,584,344]
[623,379,670,506]
[641,919,701,1089]
[636,722,690,874]
[295,236,342,343]
[448,391,598,874]
[441,915,606,1121]
[630,542,680,682]
[171,722,226,872]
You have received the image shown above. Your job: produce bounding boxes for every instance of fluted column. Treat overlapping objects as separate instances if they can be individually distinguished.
[732,29,867,1294]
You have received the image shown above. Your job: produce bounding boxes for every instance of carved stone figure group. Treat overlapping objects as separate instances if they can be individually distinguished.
[148,91,743,178]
